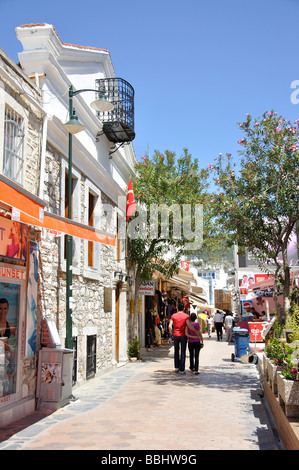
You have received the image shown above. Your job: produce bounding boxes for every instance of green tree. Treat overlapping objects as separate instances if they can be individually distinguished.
[127,148,210,338]
[210,111,299,322]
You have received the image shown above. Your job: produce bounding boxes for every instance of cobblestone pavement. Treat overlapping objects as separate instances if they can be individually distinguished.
[0,333,283,451]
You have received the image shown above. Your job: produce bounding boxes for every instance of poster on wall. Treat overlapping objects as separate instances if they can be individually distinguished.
[238,272,255,288]
[0,217,27,261]
[0,282,20,397]
[241,300,253,315]
[26,241,39,356]
[41,363,61,384]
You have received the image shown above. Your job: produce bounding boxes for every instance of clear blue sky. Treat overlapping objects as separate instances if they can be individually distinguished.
[1,0,299,170]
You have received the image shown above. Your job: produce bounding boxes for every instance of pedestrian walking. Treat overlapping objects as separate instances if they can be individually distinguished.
[186,312,204,374]
[213,310,224,341]
[169,302,189,374]
[206,314,213,337]
[224,311,234,342]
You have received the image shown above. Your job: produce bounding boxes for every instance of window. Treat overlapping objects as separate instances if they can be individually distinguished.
[83,182,102,279]
[3,106,25,185]
[86,335,97,378]
[64,172,75,260]
[60,162,81,273]
[88,192,96,267]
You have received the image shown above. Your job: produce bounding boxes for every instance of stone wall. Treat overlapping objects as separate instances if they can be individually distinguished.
[38,143,119,383]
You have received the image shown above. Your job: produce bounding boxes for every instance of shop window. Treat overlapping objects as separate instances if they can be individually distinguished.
[0,283,20,398]
[3,106,24,185]
[86,334,96,379]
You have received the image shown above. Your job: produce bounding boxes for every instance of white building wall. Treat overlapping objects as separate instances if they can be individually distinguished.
[15,23,136,384]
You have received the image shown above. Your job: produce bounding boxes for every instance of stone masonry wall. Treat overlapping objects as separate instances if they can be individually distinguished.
[39,143,118,383]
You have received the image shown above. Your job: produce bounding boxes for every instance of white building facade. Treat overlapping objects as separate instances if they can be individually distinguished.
[14,24,136,386]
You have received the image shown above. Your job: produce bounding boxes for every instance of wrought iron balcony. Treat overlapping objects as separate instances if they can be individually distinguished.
[95,77,135,144]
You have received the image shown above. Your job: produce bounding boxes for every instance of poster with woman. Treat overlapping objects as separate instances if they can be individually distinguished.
[0,217,27,261]
[0,282,20,397]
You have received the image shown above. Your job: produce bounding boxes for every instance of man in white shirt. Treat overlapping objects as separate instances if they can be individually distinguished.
[224,312,234,342]
[213,310,224,341]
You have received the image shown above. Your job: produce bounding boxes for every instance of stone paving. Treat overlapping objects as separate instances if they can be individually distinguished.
[0,332,283,451]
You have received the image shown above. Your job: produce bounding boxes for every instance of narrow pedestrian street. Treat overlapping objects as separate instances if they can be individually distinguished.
[0,331,282,451]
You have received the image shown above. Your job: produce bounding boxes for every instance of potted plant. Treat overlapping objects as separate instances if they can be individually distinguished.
[277,364,299,418]
[127,337,141,361]
[264,335,285,394]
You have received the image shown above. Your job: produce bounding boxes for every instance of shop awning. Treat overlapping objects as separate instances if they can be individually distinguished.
[0,175,116,247]
[0,175,45,221]
[188,293,208,307]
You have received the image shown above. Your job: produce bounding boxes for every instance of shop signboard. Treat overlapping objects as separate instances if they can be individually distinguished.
[254,273,269,283]
[138,281,155,296]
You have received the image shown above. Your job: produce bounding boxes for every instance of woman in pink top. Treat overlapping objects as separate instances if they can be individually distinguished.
[185,313,204,374]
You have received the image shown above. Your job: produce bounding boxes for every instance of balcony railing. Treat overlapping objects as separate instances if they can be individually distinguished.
[95,77,135,144]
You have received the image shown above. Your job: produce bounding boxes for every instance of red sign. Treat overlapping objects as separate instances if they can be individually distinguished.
[254,274,268,283]
[248,322,268,342]
[181,261,190,271]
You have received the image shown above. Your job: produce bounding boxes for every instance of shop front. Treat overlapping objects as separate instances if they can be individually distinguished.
[0,215,40,426]
[142,270,209,349]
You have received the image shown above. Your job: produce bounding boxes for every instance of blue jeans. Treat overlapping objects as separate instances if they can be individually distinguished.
[173,336,187,372]
[188,342,201,372]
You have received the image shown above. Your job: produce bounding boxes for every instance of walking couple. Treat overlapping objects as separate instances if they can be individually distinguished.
[169,302,204,375]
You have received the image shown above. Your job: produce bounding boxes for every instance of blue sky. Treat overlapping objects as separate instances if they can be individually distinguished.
[1,0,299,170]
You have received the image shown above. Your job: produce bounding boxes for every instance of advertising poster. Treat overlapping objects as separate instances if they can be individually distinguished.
[41,363,61,384]
[238,272,255,288]
[26,241,39,356]
[0,217,27,261]
[241,300,252,315]
[0,282,20,397]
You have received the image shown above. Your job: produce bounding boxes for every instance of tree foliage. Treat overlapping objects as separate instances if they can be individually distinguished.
[209,111,299,321]
[127,148,210,337]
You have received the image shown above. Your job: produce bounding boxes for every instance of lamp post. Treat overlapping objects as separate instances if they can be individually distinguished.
[63,85,114,350]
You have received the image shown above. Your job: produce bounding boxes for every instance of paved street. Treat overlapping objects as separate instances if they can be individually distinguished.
[0,332,282,451]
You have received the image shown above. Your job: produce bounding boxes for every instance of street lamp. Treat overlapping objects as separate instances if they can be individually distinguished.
[62,85,114,349]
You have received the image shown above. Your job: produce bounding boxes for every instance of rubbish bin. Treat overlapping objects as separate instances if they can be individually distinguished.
[231,328,249,362]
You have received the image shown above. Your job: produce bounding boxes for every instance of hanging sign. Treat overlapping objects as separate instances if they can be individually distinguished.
[138,281,155,296]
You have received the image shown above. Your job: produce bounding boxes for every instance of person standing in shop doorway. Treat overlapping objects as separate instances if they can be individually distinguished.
[169,302,189,375]
[213,310,224,341]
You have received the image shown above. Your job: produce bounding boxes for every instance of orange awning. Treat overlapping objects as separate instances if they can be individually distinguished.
[0,175,116,247]
[0,175,45,221]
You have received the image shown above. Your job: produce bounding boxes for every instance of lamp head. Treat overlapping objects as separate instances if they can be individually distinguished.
[63,111,86,134]
[90,96,114,112]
